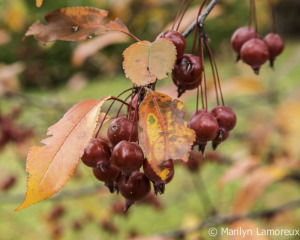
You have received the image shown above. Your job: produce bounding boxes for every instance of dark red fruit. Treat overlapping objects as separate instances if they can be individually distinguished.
[107,117,138,146]
[82,138,111,169]
[111,140,144,174]
[240,38,269,74]
[231,27,258,60]
[212,131,230,150]
[143,159,174,195]
[263,33,284,67]
[172,54,203,97]
[210,106,237,132]
[157,30,186,59]
[186,152,203,172]
[119,171,151,210]
[189,112,219,142]
[93,162,120,182]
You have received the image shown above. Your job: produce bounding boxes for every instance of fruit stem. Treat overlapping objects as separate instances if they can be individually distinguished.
[116,93,133,118]
[252,0,258,34]
[248,0,253,28]
[172,0,186,30]
[176,0,194,32]
[196,85,199,112]
[267,0,277,33]
[96,88,136,137]
[192,0,207,55]
[204,40,225,106]
[200,37,208,111]
[128,88,142,142]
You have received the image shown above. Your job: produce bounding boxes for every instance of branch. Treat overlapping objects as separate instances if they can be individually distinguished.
[182,0,220,38]
[156,198,300,238]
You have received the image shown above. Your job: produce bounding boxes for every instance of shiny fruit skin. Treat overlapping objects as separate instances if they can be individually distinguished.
[263,33,284,60]
[111,140,144,174]
[107,117,138,146]
[119,172,151,202]
[143,159,174,184]
[210,106,237,132]
[157,30,186,59]
[240,39,269,73]
[81,138,111,168]
[172,54,202,90]
[231,27,258,53]
[93,162,120,182]
[189,112,219,142]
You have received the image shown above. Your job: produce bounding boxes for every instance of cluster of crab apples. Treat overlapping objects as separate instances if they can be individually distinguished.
[81,107,174,211]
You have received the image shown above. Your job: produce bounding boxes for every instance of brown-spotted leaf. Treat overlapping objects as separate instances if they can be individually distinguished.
[139,90,196,180]
[123,38,177,86]
[24,7,130,44]
[16,97,111,211]
[36,0,43,8]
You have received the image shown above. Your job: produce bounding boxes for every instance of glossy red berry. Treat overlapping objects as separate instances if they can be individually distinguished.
[143,159,174,195]
[92,162,120,183]
[119,171,151,211]
[157,30,186,59]
[111,140,144,175]
[240,38,269,74]
[107,117,138,146]
[212,131,230,150]
[189,112,219,142]
[231,27,258,59]
[210,106,237,132]
[172,54,203,97]
[81,138,111,169]
[263,33,284,67]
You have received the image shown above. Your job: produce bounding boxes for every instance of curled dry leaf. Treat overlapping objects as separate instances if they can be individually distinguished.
[139,90,196,180]
[16,97,111,211]
[232,165,287,214]
[24,7,130,44]
[123,38,177,86]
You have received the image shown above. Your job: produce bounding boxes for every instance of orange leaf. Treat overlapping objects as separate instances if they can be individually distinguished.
[16,97,111,211]
[139,90,196,180]
[232,165,287,214]
[36,0,43,7]
[24,7,130,44]
[123,38,177,86]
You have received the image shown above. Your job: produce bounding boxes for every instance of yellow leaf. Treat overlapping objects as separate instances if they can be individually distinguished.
[16,97,111,210]
[123,38,177,86]
[139,90,196,180]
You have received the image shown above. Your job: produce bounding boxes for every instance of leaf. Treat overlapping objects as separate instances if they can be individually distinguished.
[36,0,43,8]
[23,7,130,44]
[123,38,177,86]
[16,97,111,211]
[232,165,287,214]
[139,90,196,180]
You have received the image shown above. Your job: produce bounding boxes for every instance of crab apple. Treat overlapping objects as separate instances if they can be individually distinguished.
[212,130,230,150]
[107,117,138,146]
[92,162,120,183]
[189,112,219,142]
[231,27,258,60]
[157,30,186,59]
[210,106,237,132]
[81,138,111,169]
[119,171,151,211]
[172,54,203,97]
[111,140,144,175]
[143,159,174,195]
[263,33,284,67]
[240,38,269,74]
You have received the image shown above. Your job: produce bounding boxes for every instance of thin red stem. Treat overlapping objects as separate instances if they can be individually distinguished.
[267,0,276,33]
[129,88,142,142]
[116,93,133,118]
[176,0,194,32]
[253,0,258,34]
[248,0,253,28]
[172,0,187,30]
[200,37,208,111]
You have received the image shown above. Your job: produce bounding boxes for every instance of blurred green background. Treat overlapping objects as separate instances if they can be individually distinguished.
[1,0,300,239]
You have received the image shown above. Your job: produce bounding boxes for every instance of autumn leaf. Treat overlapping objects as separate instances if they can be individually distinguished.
[36,0,43,8]
[23,7,131,44]
[16,97,111,211]
[123,38,177,86]
[139,90,195,180]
